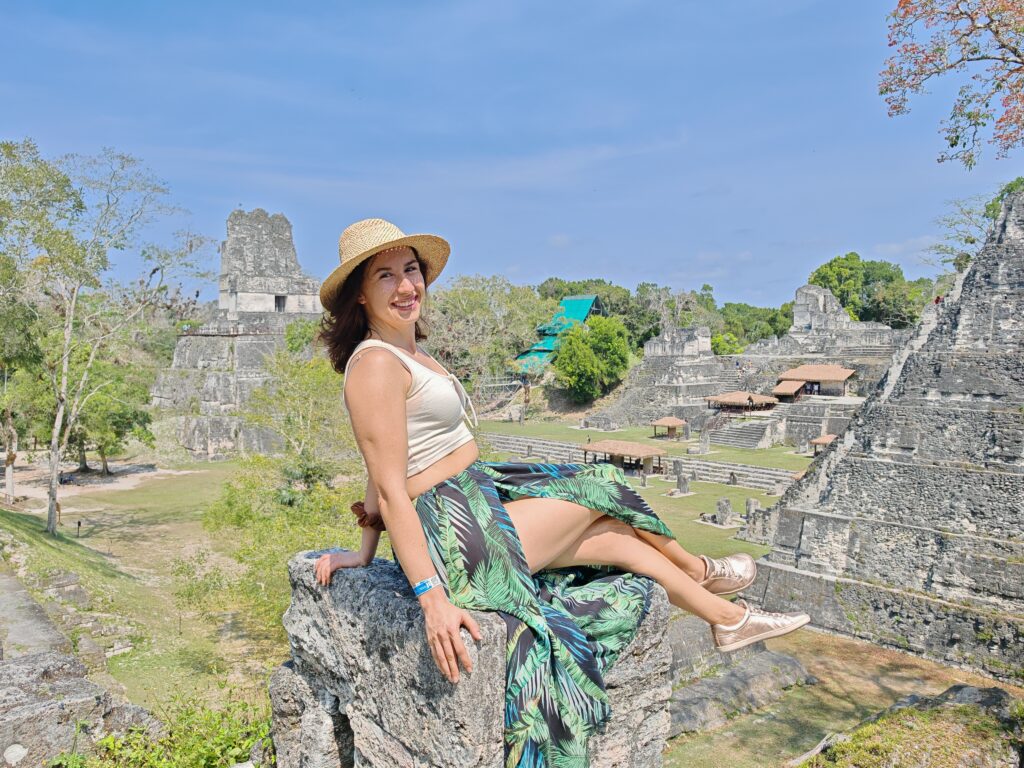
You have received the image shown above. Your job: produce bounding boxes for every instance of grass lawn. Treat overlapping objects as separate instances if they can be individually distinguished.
[631,477,770,559]
[479,419,813,472]
[663,628,1024,767]
[0,460,278,707]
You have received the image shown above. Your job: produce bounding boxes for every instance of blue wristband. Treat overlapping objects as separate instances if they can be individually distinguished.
[412,575,442,596]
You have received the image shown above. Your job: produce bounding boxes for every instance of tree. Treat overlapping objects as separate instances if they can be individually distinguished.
[926,194,991,271]
[879,0,1024,169]
[3,142,201,534]
[711,332,744,355]
[552,316,631,403]
[77,361,155,475]
[552,327,603,403]
[428,275,556,381]
[0,254,42,501]
[809,252,866,318]
[242,343,357,483]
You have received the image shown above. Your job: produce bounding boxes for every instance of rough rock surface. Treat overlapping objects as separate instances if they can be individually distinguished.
[792,684,1024,767]
[150,209,324,458]
[669,651,810,736]
[662,612,812,737]
[0,652,155,765]
[742,192,1024,681]
[271,553,673,768]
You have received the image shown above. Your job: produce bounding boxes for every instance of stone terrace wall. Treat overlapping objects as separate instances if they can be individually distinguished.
[741,192,1024,682]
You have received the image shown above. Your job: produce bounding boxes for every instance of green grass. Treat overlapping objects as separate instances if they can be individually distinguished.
[0,461,258,707]
[478,419,813,472]
[631,478,770,559]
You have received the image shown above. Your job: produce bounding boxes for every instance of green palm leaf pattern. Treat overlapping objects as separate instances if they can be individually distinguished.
[412,460,669,767]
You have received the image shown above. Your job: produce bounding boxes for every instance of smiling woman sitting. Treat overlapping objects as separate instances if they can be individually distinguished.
[312,217,809,768]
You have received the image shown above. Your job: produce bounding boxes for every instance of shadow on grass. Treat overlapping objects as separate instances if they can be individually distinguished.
[0,508,130,584]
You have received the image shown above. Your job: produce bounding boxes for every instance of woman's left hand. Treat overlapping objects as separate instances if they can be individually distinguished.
[315,550,365,586]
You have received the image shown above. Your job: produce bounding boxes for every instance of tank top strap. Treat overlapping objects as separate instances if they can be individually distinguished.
[343,339,415,380]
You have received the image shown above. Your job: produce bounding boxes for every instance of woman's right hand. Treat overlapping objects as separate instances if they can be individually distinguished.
[419,589,482,683]
[352,500,386,532]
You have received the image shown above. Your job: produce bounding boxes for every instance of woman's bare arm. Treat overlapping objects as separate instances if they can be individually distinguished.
[344,348,481,682]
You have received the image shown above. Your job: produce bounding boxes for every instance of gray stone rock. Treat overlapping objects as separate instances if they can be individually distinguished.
[669,651,811,736]
[271,553,672,767]
[0,651,156,766]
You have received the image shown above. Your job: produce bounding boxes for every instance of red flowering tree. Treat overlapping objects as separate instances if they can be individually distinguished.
[880,0,1024,168]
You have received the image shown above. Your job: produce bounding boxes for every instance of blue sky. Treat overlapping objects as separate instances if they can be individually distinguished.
[2,1,1017,306]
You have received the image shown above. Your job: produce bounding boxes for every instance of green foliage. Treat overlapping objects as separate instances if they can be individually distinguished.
[552,316,630,403]
[809,251,932,328]
[552,326,603,403]
[204,455,363,627]
[429,275,557,379]
[710,332,744,355]
[171,549,228,620]
[242,348,356,474]
[53,694,270,768]
[720,302,791,346]
[985,176,1024,220]
[284,318,320,354]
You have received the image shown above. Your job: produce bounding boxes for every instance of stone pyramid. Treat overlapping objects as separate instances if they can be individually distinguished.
[742,192,1024,681]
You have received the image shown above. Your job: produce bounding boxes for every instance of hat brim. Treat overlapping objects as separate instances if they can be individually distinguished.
[319,233,450,308]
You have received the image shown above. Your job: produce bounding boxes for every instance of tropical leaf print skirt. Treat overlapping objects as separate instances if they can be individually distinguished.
[412,459,677,768]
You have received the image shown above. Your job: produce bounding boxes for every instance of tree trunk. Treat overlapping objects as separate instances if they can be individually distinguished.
[3,408,16,503]
[46,400,66,535]
[99,448,110,476]
[78,445,89,473]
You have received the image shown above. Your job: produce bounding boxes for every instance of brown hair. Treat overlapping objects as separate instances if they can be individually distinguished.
[319,252,430,373]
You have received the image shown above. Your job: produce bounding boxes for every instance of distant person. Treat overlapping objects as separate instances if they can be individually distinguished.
[313,218,808,765]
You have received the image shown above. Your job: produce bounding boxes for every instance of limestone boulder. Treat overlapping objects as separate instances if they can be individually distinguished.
[271,552,672,768]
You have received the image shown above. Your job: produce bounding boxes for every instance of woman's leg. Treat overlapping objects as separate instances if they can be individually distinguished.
[504,498,745,626]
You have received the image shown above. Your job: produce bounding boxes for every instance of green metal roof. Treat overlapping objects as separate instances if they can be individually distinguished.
[514,295,601,373]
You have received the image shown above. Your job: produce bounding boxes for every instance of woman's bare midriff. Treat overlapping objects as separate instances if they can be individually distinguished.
[406,439,480,501]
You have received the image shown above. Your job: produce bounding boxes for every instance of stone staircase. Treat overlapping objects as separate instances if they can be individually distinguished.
[707,420,770,449]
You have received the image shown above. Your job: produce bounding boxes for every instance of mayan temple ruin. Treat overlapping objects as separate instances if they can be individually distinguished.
[742,192,1024,681]
[593,284,907,448]
[150,209,323,458]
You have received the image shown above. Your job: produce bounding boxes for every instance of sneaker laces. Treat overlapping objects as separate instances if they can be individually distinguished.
[710,556,740,581]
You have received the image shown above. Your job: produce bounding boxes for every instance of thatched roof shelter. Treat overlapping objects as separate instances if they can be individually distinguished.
[778,364,855,382]
[650,416,687,439]
[705,390,778,408]
[810,434,838,446]
[583,439,667,473]
[772,379,805,397]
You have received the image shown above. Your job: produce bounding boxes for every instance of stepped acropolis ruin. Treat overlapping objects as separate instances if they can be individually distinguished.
[150,209,323,458]
[594,284,907,446]
[742,192,1024,680]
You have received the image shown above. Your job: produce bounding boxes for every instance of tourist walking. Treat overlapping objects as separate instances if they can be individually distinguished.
[313,218,809,767]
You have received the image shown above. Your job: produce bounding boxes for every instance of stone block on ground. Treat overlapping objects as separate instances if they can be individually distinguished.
[271,553,673,768]
[668,651,810,737]
[0,651,155,766]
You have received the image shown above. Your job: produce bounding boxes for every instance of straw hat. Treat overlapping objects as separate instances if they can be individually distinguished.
[319,218,450,308]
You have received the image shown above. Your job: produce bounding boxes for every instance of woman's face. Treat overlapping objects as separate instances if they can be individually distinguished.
[357,246,426,330]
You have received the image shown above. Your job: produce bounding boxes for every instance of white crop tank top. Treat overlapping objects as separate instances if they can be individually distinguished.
[342,338,479,477]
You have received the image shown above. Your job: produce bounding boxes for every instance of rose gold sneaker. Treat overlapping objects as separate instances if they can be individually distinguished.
[712,600,810,653]
[699,553,757,596]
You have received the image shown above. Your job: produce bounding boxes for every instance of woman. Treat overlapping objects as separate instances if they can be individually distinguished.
[314,218,809,767]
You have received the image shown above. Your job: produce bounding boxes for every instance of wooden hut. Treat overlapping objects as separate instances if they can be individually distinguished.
[777,364,855,397]
[583,439,667,474]
[810,433,837,455]
[705,390,778,413]
[650,416,686,439]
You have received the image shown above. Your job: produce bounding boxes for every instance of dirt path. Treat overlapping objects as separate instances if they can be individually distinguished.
[0,564,69,658]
